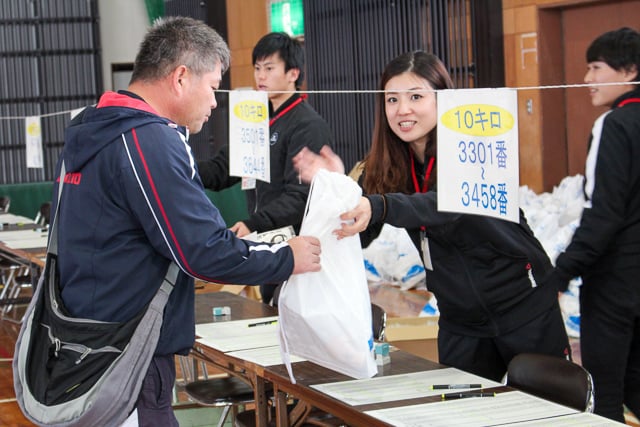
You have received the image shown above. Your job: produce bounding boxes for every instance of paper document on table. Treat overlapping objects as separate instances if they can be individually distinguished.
[226,345,306,366]
[0,230,47,241]
[311,367,501,405]
[6,237,48,249]
[0,214,34,225]
[365,391,577,427]
[500,411,624,426]
[196,316,279,352]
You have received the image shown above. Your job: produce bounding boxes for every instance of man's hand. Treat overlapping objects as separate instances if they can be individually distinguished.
[288,236,322,274]
[335,197,372,239]
[230,221,251,237]
[293,145,345,183]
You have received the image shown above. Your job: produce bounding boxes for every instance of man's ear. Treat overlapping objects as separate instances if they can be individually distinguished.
[624,64,638,82]
[171,65,189,93]
[287,67,300,84]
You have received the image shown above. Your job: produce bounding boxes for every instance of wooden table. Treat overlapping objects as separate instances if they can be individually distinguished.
[193,291,277,426]
[0,215,47,269]
[263,350,450,426]
[191,292,496,427]
[0,220,47,319]
[191,292,620,427]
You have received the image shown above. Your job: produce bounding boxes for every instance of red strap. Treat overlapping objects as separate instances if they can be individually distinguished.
[269,94,306,126]
[618,97,640,107]
[410,151,435,193]
[410,151,435,232]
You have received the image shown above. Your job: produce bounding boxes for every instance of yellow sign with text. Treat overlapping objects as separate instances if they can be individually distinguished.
[440,104,514,137]
[233,100,267,123]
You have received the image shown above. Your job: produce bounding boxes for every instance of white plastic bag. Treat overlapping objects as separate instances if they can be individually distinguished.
[363,224,426,290]
[278,169,377,383]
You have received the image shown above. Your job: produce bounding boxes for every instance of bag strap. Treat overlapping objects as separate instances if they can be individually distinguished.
[49,160,179,293]
[47,161,66,256]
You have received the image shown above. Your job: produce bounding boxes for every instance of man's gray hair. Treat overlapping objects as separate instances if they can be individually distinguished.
[131,16,230,83]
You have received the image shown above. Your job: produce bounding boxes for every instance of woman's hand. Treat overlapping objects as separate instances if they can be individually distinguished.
[293,145,345,183]
[335,197,372,239]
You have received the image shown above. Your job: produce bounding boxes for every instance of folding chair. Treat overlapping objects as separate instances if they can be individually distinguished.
[0,260,32,322]
[0,196,10,213]
[504,352,594,412]
[34,201,51,226]
[175,353,257,427]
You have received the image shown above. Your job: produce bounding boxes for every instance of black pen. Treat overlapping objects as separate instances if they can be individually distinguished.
[247,319,278,328]
[441,392,496,400]
[431,383,482,390]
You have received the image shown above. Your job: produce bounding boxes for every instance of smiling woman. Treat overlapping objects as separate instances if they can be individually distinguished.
[293,50,571,385]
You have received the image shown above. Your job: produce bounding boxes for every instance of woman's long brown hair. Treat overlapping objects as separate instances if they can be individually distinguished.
[361,51,454,195]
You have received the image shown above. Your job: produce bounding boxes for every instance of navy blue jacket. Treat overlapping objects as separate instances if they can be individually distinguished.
[54,91,295,355]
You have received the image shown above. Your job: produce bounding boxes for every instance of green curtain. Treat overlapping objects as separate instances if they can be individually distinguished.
[144,0,165,24]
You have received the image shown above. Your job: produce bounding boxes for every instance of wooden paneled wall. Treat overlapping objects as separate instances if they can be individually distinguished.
[502,0,638,192]
[225,0,269,89]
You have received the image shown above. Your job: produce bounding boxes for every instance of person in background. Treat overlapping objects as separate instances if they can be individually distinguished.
[294,51,570,382]
[197,32,333,305]
[548,27,640,422]
[55,17,321,426]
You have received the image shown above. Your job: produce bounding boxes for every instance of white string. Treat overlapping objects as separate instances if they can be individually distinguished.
[0,81,638,121]
[0,109,84,120]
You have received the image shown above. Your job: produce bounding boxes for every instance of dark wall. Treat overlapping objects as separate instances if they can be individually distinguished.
[165,0,230,160]
[303,0,504,172]
[0,0,102,184]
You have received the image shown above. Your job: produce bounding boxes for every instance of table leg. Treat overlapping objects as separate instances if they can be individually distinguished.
[288,400,311,427]
[253,375,269,426]
[274,387,289,427]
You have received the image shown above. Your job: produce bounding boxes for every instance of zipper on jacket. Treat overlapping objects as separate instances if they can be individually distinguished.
[526,263,538,287]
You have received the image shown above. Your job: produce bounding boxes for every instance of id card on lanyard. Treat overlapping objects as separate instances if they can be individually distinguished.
[412,151,435,271]
[241,177,256,190]
[421,230,434,271]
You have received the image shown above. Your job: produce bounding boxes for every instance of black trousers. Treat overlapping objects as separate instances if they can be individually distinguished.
[135,354,179,427]
[581,269,640,423]
[438,305,570,382]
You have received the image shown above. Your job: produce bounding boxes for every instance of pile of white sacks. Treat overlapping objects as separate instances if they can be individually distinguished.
[520,174,585,338]
[363,174,586,337]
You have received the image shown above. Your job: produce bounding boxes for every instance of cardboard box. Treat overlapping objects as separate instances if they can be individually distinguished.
[369,282,432,317]
[386,316,439,362]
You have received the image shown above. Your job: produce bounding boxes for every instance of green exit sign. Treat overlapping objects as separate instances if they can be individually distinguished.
[270,0,304,37]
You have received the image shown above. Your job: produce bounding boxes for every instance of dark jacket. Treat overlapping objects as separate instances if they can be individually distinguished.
[552,88,640,295]
[365,191,557,337]
[55,91,295,356]
[198,93,333,233]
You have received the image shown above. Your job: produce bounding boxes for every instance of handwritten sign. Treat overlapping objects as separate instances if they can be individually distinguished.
[229,90,270,183]
[25,116,43,168]
[437,88,519,222]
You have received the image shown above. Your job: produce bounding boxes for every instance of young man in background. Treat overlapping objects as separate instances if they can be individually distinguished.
[198,32,333,305]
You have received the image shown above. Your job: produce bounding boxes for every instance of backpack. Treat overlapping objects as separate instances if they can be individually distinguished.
[13,161,179,426]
